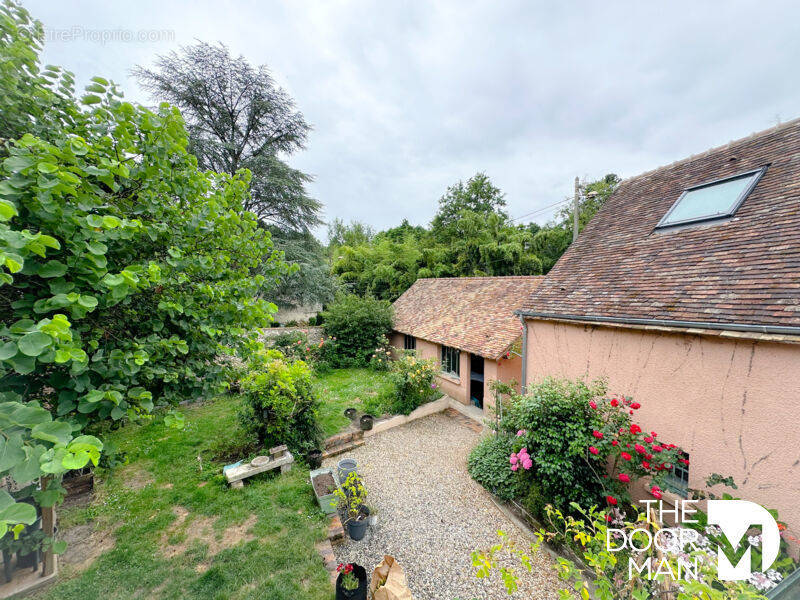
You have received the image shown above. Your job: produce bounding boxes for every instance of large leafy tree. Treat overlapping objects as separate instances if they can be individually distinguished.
[1,2,283,438]
[430,171,507,237]
[133,42,319,231]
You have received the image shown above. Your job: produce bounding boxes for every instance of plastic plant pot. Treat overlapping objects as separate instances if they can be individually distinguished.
[307,449,323,469]
[359,414,374,431]
[335,563,367,600]
[346,507,370,541]
[337,458,358,484]
[344,407,357,420]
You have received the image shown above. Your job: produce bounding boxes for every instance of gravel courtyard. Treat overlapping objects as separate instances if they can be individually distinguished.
[324,412,565,599]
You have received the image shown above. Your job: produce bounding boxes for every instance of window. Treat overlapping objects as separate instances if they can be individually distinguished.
[403,334,416,351]
[656,167,766,229]
[665,451,690,498]
[440,345,460,377]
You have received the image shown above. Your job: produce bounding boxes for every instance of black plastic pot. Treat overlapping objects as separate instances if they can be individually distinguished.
[337,458,358,485]
[343,407,357,420]
[359,415,373,431]
[307,449,323,470]
[346,507,370,541]
[335,563,367,600]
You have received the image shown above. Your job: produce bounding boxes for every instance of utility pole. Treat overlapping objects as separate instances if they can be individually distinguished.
[573,176,580,243]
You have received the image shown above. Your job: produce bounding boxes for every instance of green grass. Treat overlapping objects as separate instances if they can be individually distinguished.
[34,396,332,600]
[313,367,394,437]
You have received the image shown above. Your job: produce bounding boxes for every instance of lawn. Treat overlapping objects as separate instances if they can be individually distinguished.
[33,395,333,600]
[313,367,394,437]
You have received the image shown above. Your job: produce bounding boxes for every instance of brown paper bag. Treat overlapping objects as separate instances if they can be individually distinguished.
[369,555,413,600]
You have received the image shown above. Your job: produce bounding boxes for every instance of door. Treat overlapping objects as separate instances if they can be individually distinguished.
[470,354,484,409]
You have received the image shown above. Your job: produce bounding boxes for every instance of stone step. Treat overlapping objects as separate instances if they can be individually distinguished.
[327,514,345,544]
[315,539,337,571]
[321,439,365,460]
[324,429,364,450]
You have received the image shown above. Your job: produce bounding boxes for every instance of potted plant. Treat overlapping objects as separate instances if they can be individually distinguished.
[366,504,378,527]
[310,467,340,515]
[343,407,357,420]
[334,472,370,541]
[307,448,323,469]
[335,562,367,600]
[359,414,373,431]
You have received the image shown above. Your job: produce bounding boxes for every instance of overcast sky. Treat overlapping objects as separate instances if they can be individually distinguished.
[26,0,800,239]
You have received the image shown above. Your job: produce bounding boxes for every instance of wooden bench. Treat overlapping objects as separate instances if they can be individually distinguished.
[225,445,294,489]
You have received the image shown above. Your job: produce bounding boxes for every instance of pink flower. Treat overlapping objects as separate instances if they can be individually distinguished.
[635,444,646,454]
[652,445,663,453]
[618,473,631,483]
[520,447,528,454]
[510,463,518,472]
[516,429,527,437]
[509,454,518,465]
[592,430,603,439]
[522,459,533,470]
[589,400,597,410]
[589,446,599,455]
[644,436,654,443]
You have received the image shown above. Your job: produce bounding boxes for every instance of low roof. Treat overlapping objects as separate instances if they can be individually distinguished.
[393,276,543,359]
[522,118,800,332]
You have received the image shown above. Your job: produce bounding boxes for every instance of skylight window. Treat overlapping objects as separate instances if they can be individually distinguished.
[656,167,766,228]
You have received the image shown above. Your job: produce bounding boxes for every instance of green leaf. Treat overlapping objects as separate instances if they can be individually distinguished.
[31,420,73,445]
[0,199,18,221]
[17,331,52,356]
[0,341,17,360]
[81,94,102,105]
[3,156,35,173]
[37,260,68,278]
[0,500,37,526]
[37,162,58,174]
[62,450,90,470]
[77,295,98,309]
[0,437,26,471]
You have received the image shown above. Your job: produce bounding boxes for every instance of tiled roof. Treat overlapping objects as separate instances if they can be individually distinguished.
[393,276,544,359]
[523,117,800,330]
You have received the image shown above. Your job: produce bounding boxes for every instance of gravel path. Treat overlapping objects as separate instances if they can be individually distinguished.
[324,412,565,600]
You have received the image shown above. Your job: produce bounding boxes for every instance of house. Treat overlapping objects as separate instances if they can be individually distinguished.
[390,276,543,415]
[517,118,800,535]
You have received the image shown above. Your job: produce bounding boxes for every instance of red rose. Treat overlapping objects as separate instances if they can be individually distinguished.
[630,402,641,409]
[630,424,642,435]
[652,445,663,453]
[611,440,619,446]
[589,446,599,455]
[651,432,658,437]
[644,436,654,443]
[621,452,632,461]
[592,430,603,439]
[642,461,650,469]
[679,458,690,465]
[618,473,630,483]
[606,495,618,506]
[646,453,653,460]
[634,444,646,454]
[650,485,663,499]
[589,400,597,409]
[610,398,619,407]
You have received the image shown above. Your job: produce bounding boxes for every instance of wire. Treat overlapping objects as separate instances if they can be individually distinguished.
[510,197,572,222]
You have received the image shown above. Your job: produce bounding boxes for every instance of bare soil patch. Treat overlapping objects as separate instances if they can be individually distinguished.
[59,523,117,572]
[161,506,258,560]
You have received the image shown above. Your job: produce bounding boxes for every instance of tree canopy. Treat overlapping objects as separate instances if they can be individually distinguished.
[330,172,619,301]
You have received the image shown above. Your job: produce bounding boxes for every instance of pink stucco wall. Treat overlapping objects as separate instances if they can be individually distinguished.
[390,331,521,416]
[525,319,800,537]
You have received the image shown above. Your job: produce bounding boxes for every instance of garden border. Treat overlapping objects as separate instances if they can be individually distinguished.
[361,395,485,438]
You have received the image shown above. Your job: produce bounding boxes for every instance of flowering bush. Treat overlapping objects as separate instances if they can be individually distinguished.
[321,294,393,367]
[500,377,685,513]
[467,434,526,501]
[386,352,439,415]
[269,330,335,371]
[585,393,685,508]
[368,335,392,371]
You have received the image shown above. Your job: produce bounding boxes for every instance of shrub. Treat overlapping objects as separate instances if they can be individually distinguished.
[387,353,438,415]
[270,331,309,360]
[501,378,608,511]
[321,294,393,367]
[520,480,546,522]
[238,350,321,455]
[467,434,525,501]
[368,335,392,371]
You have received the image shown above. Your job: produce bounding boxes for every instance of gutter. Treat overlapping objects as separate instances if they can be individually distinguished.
[514,310,800,336]
[515,311,800,393]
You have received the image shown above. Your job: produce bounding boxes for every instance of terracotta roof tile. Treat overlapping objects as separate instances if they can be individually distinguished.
[523,118,800,329]
[393,276,543,359]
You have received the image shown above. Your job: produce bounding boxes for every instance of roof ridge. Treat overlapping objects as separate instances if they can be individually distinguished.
[619,115,800,184]
[414,275,545,281]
